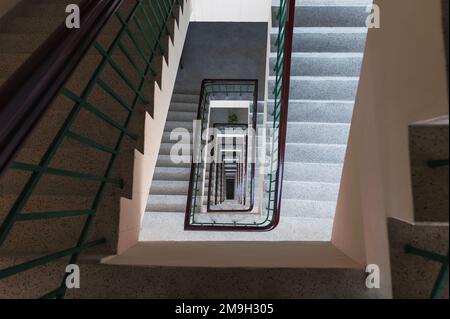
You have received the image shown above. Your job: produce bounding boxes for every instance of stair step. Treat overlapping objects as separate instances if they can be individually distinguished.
[272,1,371,28]
[285,143,347,164]
[153,167,191,181]
[281,199,337,219]
[269,52,364,77]
[268,99,354,124]
[284,122,350,144]
[150,180,189,195]
[171,93,200,104]
[166,110,197,121]
[146,194,187,212]
[280,181,340,201]
[269,76,359,100]
[141,211,334,241]
[271,27,368,53]
[157,155,191,167]
[164,120,194,131]
[283,162,343,183]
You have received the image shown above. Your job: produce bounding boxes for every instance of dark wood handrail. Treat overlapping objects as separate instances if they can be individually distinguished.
[270,0,296,231]
[0,0,124,176]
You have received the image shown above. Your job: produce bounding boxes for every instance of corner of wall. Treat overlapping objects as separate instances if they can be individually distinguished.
[114,0,192,255]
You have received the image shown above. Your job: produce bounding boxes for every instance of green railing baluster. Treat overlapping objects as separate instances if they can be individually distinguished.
[147,0,172,37]
[138,3,165,54]
[62,88,138,140]
[0,0,183,299]
[16,210,95,221]
[10,162,123,186]
[0,239,105,280]
[94,43,149,102]
[66,131,118,155]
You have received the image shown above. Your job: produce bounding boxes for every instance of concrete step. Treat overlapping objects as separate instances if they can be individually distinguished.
[269,52,364,77]
[146,194,187,212]
[278,180,340,201]
[283,162,344,183]
[269,76,359,100]
[272,1,371,28]
[285,143,347,164]
[166,110,196,121]
[150,180,189,195]
[280,199,336,219]
[153,167,191,181]
[169,101,198,112]
[284,122,350,144]
[158,142,191,155]
[268,99,354,124]
[164,120,194,131]
[171,93,200,104]
[271,27,368,53]
[157,155,191,167]
[141,211,334,241]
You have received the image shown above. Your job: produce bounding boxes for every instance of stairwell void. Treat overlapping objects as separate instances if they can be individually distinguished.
[140,0,372,243]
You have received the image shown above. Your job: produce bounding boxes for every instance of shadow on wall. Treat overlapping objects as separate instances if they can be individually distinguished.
[176,22,267,100]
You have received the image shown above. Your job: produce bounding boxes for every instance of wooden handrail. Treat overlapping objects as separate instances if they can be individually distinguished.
[0,0,124,175]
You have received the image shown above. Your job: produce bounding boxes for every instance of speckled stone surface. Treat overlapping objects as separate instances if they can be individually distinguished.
[409,124,449,222]
[0,259,381,299]
[388,218,449,299]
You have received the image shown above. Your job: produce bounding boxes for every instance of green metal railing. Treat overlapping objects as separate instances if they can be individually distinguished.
[265,0,295,230]
[0,0,182,299]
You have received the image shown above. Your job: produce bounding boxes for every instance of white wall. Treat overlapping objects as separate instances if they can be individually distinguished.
[190,0,271,22]
[115,0,192,254]
[332,0,449,298]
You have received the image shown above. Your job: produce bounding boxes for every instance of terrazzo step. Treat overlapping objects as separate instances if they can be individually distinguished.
[171,93,200,104]
[270,27,368,53]
[284,143,347,164]
[269,76,359,100]
[153,167,192,180]
[164,120,194,131]
[281,199,336,219]
[283,162,344,183]
[169,102,199,112]
[272,180,340,201]
[150,180,189,195]
[166,110,197,121]
[269,52,364,77]
[272,1,371,28]
[157,155,191,167]
[267,100,354,124]
[283,122,350,144]
[140,211,334,241]
[158,142,192,155]
[146,195,187,212]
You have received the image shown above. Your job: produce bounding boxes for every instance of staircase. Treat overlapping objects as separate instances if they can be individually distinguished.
[268,0,371,239]
[145,91,198,216]
[0,0,190,298]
